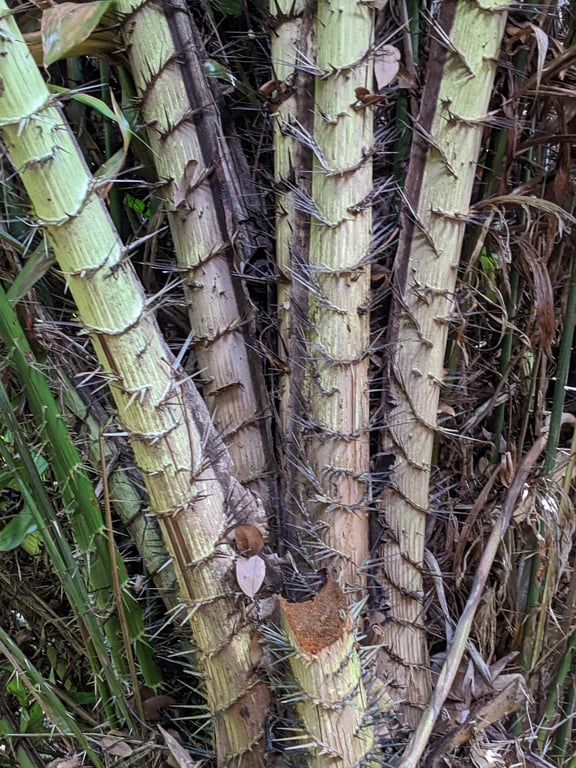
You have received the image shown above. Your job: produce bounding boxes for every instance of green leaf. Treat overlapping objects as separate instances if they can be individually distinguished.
[48,84,131,138]
[95,147,128,184]
[6,240,54,305]
[21,529,42,556]
[0,510,38,552]
[41,1,112,67]
[20,701,45,735]
[6,673,27,707]
[123,193,151,220]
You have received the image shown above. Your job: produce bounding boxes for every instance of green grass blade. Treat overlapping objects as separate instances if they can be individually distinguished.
[0,280,161,688]
[0,627,103,767]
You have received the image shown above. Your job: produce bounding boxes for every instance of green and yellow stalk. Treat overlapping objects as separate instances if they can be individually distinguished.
[270,2,375,762]
[280,576,374,768]
[0,4,268,764]
[271,0,372,591]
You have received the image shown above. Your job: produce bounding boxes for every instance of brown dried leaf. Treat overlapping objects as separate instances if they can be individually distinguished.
[259,79,282,97]
[530,258,555,357]
[41,1,111,67]
[99,736,133,758]
[353,87,385,110]
[143,694,176,722]
[46,757,84,768]
[234,523,264,556]
[235,555,266,598]
[374,44,401,89]
[438,402,456,417]
[396,63,418,90]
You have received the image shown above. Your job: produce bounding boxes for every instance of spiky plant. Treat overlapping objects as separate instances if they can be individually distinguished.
[270,0,372,590]
[3,1,576,767]
[0,3,268,764]
[113,0,277,519]
[376,0,510,723]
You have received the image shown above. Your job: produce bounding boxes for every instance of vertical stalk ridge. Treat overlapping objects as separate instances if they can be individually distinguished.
[270,0,315,556]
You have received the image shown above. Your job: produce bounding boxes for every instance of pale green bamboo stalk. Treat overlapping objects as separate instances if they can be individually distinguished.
[0,5,267,764]
[113,0,275,524]
[270,0,372,590]
[305,1,372,590]
[269,4,375,763]
[378,0,509,723]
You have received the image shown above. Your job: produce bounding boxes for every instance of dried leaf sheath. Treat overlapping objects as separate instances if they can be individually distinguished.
[115,0,275,520]
[0,6,267,765]
[377,0,509,722]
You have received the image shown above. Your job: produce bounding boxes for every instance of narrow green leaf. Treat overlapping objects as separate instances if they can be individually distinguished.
[0,510,37,552]
[6,240,55,305]
[48,84,131,137]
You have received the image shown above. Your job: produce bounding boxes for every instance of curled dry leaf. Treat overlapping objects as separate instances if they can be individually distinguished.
[235,555,266,598]
[143,694,177,722]
[99,736,133,758]
[438,402,456,417]
[397,64,418,90]
[374,44,401,90]
[46,757,84,768]
[353,87,385,109]
[41,1,111,67]
[234,523,264,556]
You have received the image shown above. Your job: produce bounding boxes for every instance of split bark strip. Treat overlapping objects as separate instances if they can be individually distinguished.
[378,0,509,724]
[0,6,268,766]
[271,0,373,593]
[114,0,275,523]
